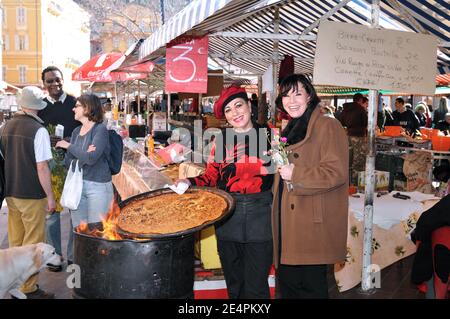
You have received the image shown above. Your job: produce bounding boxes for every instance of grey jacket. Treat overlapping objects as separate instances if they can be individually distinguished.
[65,123,111,183]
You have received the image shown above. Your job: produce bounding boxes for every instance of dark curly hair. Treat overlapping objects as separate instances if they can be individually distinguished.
[41,66,63,82]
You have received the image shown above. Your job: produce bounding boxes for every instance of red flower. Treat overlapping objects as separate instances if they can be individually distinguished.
[226,155,268,193]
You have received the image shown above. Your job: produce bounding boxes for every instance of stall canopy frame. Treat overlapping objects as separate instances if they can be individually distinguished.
[133,0,449,78]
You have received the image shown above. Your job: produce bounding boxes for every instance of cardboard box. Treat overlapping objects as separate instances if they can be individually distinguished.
[358,170,390,191]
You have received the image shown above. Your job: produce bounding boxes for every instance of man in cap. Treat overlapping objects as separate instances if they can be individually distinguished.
[0,86,56,298]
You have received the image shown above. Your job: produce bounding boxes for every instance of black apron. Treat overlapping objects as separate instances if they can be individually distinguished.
[215,190,273,243]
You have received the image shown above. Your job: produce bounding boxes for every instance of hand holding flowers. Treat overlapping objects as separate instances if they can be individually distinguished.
[278,163,294,181]
[264,131,291,167]
[264,131,295,183]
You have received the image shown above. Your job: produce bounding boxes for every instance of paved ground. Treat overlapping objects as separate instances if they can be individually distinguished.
[0,202,424,299]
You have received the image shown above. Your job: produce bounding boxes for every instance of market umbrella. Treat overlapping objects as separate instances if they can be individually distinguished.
[72,53,152,82]
[112,60,155,74]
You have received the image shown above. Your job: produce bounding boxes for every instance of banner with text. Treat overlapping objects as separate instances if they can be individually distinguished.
[165,36,208,93]
[313,21,437,95]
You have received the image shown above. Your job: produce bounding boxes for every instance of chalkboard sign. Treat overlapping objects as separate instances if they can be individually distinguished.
[313,21,437,95]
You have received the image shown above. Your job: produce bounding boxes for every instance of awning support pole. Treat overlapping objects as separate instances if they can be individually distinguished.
[257,75,263,124]
[361,0,380,293]
[138,80,141,114]
[167,92,171,131]
[271,7,280,125]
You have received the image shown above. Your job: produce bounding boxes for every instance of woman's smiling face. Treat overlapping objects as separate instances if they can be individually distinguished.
[224,97,253,131]
[281,83,311,119]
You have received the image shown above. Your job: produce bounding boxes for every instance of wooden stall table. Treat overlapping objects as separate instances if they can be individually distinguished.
[112,161,151,200]
[334,191,440,292]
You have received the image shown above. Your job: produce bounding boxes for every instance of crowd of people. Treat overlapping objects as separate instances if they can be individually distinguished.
[326,92,450,184]
[0,66,113,298]
[1,66,448,300]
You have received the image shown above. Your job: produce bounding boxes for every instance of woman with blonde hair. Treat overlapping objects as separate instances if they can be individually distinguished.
[433,97,449,127]
[415,103,427,127]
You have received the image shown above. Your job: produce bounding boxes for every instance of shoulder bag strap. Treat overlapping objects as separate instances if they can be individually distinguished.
[0,121,9,160]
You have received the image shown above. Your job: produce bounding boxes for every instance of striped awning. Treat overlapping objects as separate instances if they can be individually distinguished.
[138,0,450,77]
[139,0,234,61]
[436,73,450,85]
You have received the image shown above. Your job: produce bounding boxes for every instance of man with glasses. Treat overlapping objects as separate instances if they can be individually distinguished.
[38,66,80,271]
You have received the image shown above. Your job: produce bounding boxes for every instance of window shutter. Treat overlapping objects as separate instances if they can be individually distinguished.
[23,7,27,25]
[3,35,9,50]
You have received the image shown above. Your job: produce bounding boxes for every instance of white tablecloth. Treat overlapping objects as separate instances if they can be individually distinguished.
[349,191,439,229]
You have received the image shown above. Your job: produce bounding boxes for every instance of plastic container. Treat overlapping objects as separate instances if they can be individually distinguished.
[145,134,154,156]
[432,135,450,151]
[149,135,155,154]
[420,128,439,140]
[384,126,403,137]
[125,114,132,125]
[113,106,119,120]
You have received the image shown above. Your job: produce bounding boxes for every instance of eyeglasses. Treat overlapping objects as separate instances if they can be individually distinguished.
[44,78,62,84]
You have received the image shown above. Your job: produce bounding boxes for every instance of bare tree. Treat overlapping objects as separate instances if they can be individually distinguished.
[75,0,161,41]
[75,0,195,56]
[161,0,193,24]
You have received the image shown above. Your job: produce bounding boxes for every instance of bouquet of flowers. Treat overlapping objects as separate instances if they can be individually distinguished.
[46,125,66,212]
[265,131,291,166]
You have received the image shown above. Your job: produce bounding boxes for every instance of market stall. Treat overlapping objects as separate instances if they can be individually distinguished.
[335,192,440,292]
[106,0,450,295]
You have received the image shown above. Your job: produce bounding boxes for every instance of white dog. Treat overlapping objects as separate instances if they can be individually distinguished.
[0,243,62,299]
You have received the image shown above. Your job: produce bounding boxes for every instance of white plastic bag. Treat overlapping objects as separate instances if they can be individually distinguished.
[60,160,83,210]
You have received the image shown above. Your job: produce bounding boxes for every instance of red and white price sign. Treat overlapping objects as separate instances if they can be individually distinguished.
[165,36,208,93]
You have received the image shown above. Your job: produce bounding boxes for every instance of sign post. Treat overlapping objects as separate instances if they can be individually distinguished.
[313,21,437,95]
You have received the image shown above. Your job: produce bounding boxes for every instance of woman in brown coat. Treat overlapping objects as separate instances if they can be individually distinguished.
[272,74,349,298]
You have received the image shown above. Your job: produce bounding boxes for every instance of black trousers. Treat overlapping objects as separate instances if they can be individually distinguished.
[217,240,273,299]
[277,264,329,299]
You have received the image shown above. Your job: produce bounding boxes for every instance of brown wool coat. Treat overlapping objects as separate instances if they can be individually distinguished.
[272,107,349,266]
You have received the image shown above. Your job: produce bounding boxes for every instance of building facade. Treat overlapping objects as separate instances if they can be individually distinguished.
[2,0,90,95]
[92,2,160,56]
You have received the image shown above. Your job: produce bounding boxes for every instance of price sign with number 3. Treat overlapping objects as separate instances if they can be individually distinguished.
[165,36,208,93]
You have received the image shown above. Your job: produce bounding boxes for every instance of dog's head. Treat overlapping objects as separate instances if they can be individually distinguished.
[33,243,62,270]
